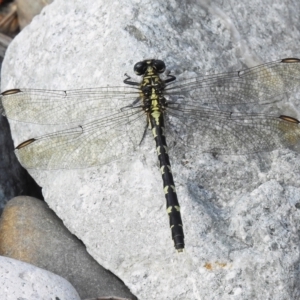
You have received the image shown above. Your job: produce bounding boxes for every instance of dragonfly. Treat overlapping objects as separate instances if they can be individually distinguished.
[2,57,300,252]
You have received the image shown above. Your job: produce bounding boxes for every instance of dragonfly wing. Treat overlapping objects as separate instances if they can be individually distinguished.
[1,87,140,125]
[16,108,147,169]
[166,59,300,112]
[165,106,300,155]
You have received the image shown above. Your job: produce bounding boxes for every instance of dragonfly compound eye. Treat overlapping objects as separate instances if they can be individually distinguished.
[134,61,148,75]
[153,60,166,73]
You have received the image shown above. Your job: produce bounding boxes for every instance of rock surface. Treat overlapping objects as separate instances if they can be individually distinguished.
[2,0,300,299]
[0,255,80,300]
[0,196,137,299]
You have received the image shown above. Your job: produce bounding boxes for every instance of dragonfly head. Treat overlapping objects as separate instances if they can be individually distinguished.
[134,59,166,76]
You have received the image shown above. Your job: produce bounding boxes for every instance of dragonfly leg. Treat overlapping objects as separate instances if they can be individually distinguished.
[163,72,176,84]
[123,73,140,86]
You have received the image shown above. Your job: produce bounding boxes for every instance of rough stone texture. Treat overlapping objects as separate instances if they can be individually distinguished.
[85,297,129,300]
[2,0,300,299]
[0,196,137,300]
[0,255,80,300]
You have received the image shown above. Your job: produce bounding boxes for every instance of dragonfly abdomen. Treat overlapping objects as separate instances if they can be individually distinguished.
[150,114,185,252]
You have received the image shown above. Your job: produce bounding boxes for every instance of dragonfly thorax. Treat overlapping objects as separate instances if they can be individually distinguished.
[143,95,168,113]
[140,76,168,114]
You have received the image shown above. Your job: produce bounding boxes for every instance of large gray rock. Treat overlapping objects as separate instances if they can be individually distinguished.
[0,196,137,299]
[2,0,300,299]
[0,255,80,300]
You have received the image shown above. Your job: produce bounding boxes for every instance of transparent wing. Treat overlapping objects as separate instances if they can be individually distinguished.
[16,108,147,169]
[165,105,300,155]
[1,86,140,124]
[5,58,300,169]
[166,58,300,112]
[5,59,300,126]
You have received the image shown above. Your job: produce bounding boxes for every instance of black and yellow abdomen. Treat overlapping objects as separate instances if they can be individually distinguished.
[150,114,184,252]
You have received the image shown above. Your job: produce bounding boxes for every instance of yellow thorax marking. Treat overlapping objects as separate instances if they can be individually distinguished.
[141,73,162,125]
[143,78,150,85]
[150,85,161,124]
